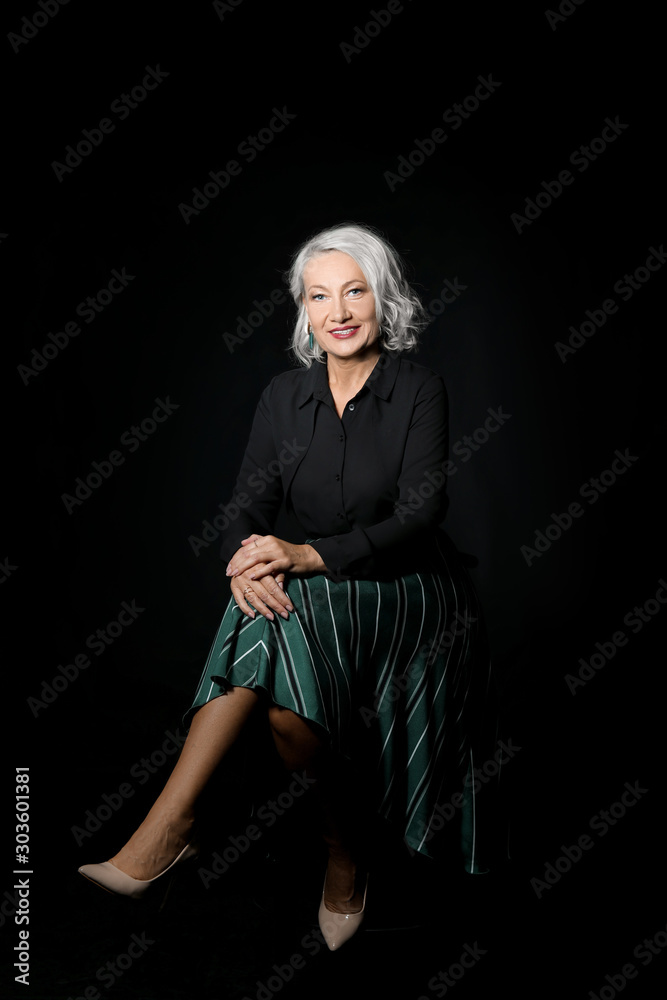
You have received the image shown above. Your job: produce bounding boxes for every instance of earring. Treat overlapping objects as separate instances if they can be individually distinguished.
[308,324,314,350]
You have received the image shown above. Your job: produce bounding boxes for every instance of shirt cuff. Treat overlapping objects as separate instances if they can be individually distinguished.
[308,531,374,582]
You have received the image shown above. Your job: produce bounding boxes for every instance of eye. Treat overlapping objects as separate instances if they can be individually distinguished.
[311,293,325,301]
[348,287,363,296]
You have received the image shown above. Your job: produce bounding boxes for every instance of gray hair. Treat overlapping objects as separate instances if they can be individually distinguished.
[286,222,429,367]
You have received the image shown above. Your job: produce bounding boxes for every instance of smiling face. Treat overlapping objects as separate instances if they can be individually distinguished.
[302,251,381,363]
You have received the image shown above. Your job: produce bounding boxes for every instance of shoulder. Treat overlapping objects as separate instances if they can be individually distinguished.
[395,355,447,398]
[397,355,443,382]
[254,363,317,415]
[265,366,312,391]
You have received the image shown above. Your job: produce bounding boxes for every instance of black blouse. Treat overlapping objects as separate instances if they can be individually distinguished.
[220,350,450,582]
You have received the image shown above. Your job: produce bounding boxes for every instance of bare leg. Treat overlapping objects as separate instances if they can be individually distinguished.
[109,687,259,879]
[268,706,366,913]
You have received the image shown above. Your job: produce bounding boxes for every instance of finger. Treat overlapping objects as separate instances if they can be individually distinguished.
[251,569,293,612]
[249,559,285,580]
[239,569,293,618]
[231,576,269,619]
[229,551,273,577]
[240,584,276,621]
[227,538,262,574]
[232,588,256,619]
[229,555,270,579]
[255,575,294,616]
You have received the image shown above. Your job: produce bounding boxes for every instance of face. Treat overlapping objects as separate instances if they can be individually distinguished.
[302,251,381,362]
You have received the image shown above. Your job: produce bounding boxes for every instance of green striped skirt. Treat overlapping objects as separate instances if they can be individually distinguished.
[184,545,495,872]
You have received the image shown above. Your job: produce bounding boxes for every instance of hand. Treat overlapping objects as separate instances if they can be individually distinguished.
[226,534,326,580]
[231,564,293,621]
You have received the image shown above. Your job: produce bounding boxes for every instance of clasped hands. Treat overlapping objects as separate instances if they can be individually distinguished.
[226,533,325,621]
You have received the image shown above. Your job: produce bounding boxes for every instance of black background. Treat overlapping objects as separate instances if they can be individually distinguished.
[3,1,666,998]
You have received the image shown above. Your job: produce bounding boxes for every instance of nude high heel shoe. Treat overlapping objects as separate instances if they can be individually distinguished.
[78,842,199,904]
[318,872,369,951]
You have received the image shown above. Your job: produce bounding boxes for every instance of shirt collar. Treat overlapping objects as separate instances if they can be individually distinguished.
[297,350,401,407]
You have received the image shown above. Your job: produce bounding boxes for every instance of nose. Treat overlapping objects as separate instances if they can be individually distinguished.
[329,294,352,322]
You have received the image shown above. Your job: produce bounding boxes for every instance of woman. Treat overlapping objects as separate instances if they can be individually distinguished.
[79,223,495,950]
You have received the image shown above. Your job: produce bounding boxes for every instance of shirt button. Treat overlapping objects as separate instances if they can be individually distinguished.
[348,403,355,411]
[335,474,340,481]
[339,435,344,442]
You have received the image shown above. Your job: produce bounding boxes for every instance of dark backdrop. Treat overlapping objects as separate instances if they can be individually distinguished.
[3,2,665,998]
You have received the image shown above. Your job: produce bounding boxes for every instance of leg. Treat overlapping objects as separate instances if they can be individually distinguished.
[110,687,259,879]
[268,706,367,913]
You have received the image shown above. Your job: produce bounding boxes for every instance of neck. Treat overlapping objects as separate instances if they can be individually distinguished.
[326,346,382,388]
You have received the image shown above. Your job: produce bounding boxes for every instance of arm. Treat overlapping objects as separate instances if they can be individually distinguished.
[221,386,302,618]
[218,384,285,564]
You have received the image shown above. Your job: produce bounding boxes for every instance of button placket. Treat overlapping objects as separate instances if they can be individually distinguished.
[335,429,345,521]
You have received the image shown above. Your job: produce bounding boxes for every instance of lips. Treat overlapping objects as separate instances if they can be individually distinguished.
[329,326,360,338]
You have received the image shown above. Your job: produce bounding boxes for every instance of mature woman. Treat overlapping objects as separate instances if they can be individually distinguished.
[79,223,495,950]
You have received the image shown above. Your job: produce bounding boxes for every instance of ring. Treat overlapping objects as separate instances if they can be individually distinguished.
[243,586,253,596]
[254,539,259,547]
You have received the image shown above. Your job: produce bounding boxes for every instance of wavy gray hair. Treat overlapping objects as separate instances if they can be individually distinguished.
[286,222,429,367]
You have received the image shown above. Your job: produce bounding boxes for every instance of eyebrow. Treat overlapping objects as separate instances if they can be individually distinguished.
[306,279,367,292]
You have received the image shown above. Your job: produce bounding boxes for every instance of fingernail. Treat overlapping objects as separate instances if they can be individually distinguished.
[266,613,274,621]
[280,611,289,620]
[278,582,284,590]
[286,605,294,612]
